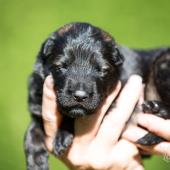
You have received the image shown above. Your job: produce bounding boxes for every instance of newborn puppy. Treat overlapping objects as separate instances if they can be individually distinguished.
[24,22,170,170]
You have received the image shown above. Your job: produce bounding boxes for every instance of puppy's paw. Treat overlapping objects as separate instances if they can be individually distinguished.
[142,100,170,119]
[136,132,165,145]
[53,130,73,156]
[142,101,160,113]
[27,150,49,170]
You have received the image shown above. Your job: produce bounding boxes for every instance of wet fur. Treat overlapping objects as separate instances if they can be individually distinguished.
[24,22,170,170]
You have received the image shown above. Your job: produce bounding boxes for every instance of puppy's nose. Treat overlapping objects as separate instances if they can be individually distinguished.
[73,90,88,102]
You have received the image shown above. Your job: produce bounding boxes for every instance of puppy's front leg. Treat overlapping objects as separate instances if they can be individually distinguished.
[24,120,48,170]
[53,129,73,156]
[142,100,170,119]
[53,116,74,156]
[137,100,170,145]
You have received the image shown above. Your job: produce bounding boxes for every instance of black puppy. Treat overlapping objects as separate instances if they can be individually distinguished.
[24,22,170,170]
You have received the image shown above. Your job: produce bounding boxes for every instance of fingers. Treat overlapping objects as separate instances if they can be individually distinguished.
[137,85,145,105]
[136,113,170,141]
[112,139,139,159]
[122,124,148,142]
[96,75,143,145]
[123,114,170,157]
[111,139,144,170]
[74,81,121,143]
[137,141,170,157]
[42,75,62,151]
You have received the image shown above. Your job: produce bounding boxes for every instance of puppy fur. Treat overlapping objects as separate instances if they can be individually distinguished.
[24,22,170,170]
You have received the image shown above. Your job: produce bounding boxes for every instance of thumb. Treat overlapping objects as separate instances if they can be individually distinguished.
[42,75,62,152]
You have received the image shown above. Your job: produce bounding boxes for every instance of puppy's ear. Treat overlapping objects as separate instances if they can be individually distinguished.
[42,32,57,57]
[112,47,124,66]
[33,32,58,79]
[28,33,58,116]
[101,31,124,66]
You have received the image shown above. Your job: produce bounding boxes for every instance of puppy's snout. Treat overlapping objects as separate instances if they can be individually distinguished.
[73,90,88,102]
[66,79,94,102]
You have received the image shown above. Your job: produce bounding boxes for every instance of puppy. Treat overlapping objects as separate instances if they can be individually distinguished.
[24,22,170,170]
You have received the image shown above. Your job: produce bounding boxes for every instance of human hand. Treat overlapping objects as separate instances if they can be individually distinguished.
[42,75,144,170]
[124,111,170,158]
[122,83,170,157]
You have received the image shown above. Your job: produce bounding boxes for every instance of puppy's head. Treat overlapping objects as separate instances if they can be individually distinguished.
[42,23,124,117]
[153,49,170,106]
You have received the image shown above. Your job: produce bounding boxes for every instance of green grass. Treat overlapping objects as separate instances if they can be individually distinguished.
[0,0,170,169]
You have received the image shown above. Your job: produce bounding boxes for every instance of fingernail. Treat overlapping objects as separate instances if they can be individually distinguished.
[129,75,142,83]
[45,137,54,152]
[45,75,54,89]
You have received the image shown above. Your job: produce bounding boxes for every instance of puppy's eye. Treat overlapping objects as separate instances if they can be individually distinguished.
[100,68,109,77]
[55,63,68,72]
[100,65,111,77]
[56,65,62,71]
[94,65,110,77]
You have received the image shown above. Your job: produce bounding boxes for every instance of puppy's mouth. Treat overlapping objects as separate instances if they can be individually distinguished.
[62,105,89,118]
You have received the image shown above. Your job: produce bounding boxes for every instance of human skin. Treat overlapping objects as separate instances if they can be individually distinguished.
[123,112,170,157]
[42,75,144,170]
[121,82,170,158]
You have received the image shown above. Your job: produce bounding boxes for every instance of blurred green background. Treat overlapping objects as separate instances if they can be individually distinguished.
[0,0,170,169]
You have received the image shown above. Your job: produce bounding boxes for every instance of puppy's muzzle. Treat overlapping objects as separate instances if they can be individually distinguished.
[60,79,99,117]
[67,79,93,103]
